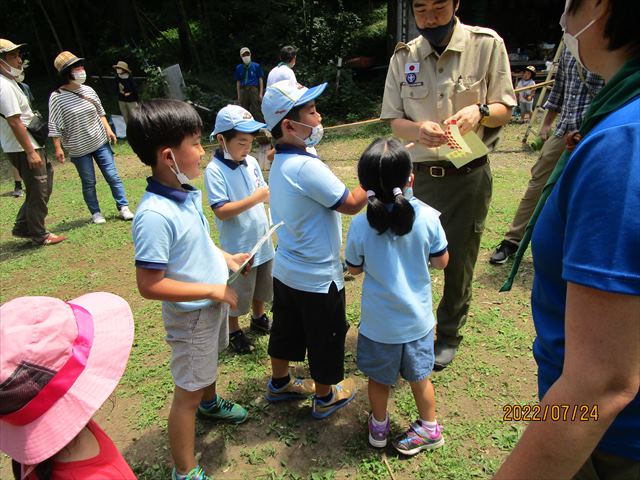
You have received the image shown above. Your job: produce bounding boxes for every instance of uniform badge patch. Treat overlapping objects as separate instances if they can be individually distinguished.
[406,72,417,84]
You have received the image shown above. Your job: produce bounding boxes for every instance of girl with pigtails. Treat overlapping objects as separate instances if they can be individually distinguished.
[345,137,449,456]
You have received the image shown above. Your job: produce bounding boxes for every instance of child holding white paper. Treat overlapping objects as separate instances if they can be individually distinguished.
[205,105,275,354]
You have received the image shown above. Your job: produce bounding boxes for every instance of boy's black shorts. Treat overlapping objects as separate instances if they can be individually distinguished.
[268,278,348,386]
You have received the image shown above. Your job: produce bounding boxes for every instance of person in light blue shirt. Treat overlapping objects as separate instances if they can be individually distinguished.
[205,104,274,354]
[127,99,251,480]
[260,80,368,419]
[345,138,448,457]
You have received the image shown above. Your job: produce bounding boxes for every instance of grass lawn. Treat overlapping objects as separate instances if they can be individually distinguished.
[0,122,539,479]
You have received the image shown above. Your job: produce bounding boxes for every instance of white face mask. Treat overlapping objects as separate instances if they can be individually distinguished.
[560,0,596,69]
[169,150,191,186]
[72,70,86,85]
[118,72,129,79]
[291,120,324,147]
[0,58,23,78]
[221,140,235,161]
[242,55,251,65]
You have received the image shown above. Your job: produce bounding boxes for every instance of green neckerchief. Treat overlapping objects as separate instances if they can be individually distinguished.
[502,57,640,292]
[277,62,287,67]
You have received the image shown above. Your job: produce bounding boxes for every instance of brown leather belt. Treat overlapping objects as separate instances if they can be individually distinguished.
[413,155,488,178]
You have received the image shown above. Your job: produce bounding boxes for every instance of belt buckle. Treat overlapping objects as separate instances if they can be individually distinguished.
[429,166,445,178]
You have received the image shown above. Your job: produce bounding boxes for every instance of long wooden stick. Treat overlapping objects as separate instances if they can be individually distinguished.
[514,79,555,93]
[323,118,382,131]
[382,452,397,480]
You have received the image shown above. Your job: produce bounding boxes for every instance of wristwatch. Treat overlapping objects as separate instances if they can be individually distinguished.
[478,103,490,121]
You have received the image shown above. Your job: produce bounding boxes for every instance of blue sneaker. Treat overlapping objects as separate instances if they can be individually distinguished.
[265,376,315,402]
[392,421,445,456]
[172,465,211,480]
[197,395,248,424]
[311,378,356,419]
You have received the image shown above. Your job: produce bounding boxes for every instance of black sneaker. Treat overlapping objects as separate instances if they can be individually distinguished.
[250,314,271,334]
[229,329,254,354]
[489,240,519,265]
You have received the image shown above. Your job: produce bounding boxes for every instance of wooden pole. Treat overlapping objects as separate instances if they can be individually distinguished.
[514,79,555,93]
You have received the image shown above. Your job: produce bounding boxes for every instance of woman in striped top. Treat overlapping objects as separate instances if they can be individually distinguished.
[48,51,133,224]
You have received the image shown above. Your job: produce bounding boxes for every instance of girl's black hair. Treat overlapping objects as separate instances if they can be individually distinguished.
[12,458,53,480]
[358,137,415,236]
[127,98,203,166]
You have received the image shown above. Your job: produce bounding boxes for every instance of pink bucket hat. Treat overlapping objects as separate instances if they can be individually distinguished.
[0,292,134,465]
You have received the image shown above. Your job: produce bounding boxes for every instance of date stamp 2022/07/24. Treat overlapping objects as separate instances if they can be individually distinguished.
[503,404,599,422]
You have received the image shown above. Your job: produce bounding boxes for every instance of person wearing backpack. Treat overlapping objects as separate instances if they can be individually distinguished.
[0,39,65,245]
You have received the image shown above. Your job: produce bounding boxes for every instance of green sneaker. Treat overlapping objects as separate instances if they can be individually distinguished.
[172,465,211,480]
[197,395,248,424]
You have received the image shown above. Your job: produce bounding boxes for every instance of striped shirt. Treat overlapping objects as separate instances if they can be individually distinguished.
[544,48,604,137]
[48,85,108,157]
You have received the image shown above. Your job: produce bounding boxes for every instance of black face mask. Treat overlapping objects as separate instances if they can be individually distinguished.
[417,15,456,48]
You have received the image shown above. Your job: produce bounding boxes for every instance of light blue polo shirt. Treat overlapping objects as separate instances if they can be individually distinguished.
[204,151,274,267]
[132,177,229,312]
[269,144,349,293]
[345,197,448,344]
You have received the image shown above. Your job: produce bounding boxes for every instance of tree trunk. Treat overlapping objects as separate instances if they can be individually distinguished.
[37,0,63,52]
[131,0,149,46]
[27,1,55,79]
[63,0,86,57]
[175,0,201,71]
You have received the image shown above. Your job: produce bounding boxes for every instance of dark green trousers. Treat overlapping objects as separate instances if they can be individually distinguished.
[413,161,492,346]
[573,450,640,480]
[239,86,264,123]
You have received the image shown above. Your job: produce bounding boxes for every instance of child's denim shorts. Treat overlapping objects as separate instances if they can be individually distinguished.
[356,328,435,386]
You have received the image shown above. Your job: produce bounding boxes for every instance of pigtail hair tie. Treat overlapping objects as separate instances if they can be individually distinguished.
[392,187,403,197]
[366,190,376,198]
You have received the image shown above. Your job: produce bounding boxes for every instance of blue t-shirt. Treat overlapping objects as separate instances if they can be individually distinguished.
[345,198,447,344]
[269,145,348,293]
[531,96,640,460]
[233,62,264,87]
[204,151,274,267]
[132,178,229,312]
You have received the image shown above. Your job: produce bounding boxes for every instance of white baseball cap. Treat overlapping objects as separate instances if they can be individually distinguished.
[211,104,266,137]
[261,80,328,131]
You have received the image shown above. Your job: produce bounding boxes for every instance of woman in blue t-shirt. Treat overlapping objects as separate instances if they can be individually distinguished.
[345,138,449,456]
[496,0,640,478]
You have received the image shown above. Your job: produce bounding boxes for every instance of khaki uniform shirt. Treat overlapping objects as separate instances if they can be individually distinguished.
[381,19,517,163]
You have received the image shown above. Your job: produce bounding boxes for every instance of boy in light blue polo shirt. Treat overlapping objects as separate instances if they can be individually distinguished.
[128,99,251,480]
[205,104,274,354]
[260,80,368,419]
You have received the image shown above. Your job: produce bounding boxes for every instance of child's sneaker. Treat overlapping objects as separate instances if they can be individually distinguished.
[250,313,271,333]
[265,376,315,402]
[197,395,248,424]
[229,329,254,354]
[392,421,444,456]
[368,413,390,448]
[172,466,211,480]
[311,378,356,419]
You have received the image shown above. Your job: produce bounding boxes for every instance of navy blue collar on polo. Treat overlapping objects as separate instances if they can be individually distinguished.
[146,176,195,203]
[214,149,247,170]
[275,144,319,159]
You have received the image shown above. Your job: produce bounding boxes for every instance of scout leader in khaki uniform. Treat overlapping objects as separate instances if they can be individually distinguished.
[381,0,517,370]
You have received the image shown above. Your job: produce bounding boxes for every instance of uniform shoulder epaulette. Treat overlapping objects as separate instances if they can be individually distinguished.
[394,41,410,53]
[467,25,502,40]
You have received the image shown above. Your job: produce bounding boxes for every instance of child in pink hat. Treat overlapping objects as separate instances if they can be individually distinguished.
[0,292,135,479]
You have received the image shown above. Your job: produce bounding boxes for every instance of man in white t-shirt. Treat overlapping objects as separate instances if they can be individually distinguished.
[0,39,65,245]
[266,46,298,88]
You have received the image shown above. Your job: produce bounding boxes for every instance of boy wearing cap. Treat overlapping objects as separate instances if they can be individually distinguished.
[261,80,368,419]
[205,104,274,354]
[234,47,265,122]
[128,99,249,480]
[113,60,139,124]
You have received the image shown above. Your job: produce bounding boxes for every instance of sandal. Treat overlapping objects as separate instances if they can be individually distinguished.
[34,233,66,246]
[229,329,254,354]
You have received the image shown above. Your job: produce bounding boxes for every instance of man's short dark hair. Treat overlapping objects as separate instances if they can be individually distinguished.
[270,105,302,141]
[568,0,640,57]
[127,99,202,166]
[280,46,298,64]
